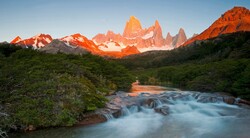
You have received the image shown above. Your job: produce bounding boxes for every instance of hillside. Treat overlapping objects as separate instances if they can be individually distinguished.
[116,31,250,69]
[0,44,133,132]
[115,31,250,100]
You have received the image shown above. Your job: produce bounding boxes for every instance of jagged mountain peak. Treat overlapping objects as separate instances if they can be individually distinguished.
[184,6,250,45]
[172,28,187,47]
[216,6,250,25]
[123,16,143,37]
[179,28,185,33]
[10,36,22,44]
[167,32,172,37]
[129,16,139,21]
[165,32,173,46]
[154,20,160,27]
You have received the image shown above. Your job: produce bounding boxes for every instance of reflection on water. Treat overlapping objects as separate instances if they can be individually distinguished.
[10,86,250,138]
[129,82,179,96]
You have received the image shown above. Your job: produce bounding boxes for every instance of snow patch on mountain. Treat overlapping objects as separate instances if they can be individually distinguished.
[38,42,43,47]
[138,45,173,52]
[45,38,51,43]
[77,37,84,42]
[61,36,73,42]
[142,31,154,39]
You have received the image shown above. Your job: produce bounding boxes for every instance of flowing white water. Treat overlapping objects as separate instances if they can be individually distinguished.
[10,91,250,138]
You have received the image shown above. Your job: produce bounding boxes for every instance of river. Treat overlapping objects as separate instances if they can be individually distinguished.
[10,85,250,138]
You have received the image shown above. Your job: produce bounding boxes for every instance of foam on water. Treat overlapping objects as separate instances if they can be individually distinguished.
[11,91,250,138]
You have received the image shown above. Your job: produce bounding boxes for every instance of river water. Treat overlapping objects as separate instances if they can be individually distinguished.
[10,85,250,138]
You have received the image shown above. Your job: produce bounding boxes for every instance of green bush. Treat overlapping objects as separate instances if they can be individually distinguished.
[0,45,133,131]
[157,59,250,99]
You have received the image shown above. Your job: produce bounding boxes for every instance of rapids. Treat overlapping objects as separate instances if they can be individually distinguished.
[10,85,250,138]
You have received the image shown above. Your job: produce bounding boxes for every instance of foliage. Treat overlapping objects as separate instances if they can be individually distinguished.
[116,32,250,100]
[156,59,250,99]
[0,44,133,131]
[116,32,250,69]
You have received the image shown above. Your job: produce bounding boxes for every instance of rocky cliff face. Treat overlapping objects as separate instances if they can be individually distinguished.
[40,39,89,55]
[173,28,187,47]
[93,16,187,52]
[165,33,173,46]
[152,20,165,47]
[60,33,101,54]
[9,16,189,58]
[10,36,22,44]
[123,16,143,38]
[184,6,250,45]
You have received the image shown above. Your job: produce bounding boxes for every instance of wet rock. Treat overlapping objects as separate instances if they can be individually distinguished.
[197,95,223,103]
[77,113,106,126]
[238,99,250,106]
[112,110,122,118]
[138,92,151,97]
[106,103,121,110]
[140,98,161,108]
[223,97,235,104]
[154,105,169,115]
[115,91,128,98]
[140,98,154,108]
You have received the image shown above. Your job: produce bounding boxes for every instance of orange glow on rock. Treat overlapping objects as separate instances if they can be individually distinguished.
[184,7,250,46]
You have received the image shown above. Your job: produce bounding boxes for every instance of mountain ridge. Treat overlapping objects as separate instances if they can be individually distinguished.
[9,6,250,58]
[93,16,187,52]
[184,6,250,45]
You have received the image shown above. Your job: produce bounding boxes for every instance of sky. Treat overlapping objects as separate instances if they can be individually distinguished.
[0,0,250,42]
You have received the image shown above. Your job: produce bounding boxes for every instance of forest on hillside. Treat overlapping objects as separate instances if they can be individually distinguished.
[116,32,250,99]
[0,44,133,133]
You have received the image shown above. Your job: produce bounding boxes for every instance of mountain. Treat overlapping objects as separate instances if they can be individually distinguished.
[184,6,250,45]
[40,39,89,55]
[93,16,187,52]
[152,20,165,47]
[165,33,173,45]
[10,33,140,58]
[172,28,187,47]
[10,36,22,44]
[121,46,140,55]
[123,16,143,38]
[10,16,187,58]
[11,34,52,49]
[60,33,101,54]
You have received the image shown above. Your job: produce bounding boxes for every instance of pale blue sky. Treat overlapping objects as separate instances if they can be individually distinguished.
[0,0,249,42]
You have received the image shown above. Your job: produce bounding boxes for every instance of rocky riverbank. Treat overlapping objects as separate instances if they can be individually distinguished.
[77,85,250,126]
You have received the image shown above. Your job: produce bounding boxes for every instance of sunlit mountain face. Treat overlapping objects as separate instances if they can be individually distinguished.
[9,16,187,58]
[11,34,53,49]
[9,7,250,58]
[93,16,187,53]
[184,7,250,45]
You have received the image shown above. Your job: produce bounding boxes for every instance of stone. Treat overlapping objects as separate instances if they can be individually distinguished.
[154,105,169,115]
[77,113,107,126]
[223,97,235,104]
